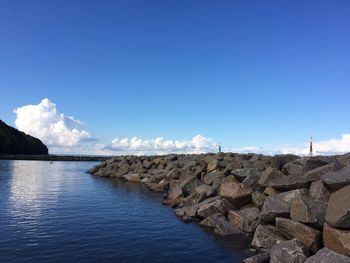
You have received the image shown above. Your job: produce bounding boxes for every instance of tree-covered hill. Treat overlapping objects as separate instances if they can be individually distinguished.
[0,120,48,155]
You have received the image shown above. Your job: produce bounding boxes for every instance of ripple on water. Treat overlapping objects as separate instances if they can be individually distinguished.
[0,160,252,262]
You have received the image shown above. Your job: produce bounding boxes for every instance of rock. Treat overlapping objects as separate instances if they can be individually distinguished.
[252,191,266,209]
[207,159,219,172]
[219,175,253,207]
[260,197,290,223]
[304,248,350,263]
[242,170,263,191]
[290,195,326,228]
[232,168,259,182]
[309,180,331,202]
[270,239,309,263]
[323,223,350,256]
[271,154,299,170]
[200,213,242,236]
[325,184,350,228]
[192,184,211,204]
[275,189,309,205]
[175,205,198,219]
[282,162,304,175]
[264,187,280,197]
[168,180,184,199]
[251,224,286,249]
[114,163,129,177]
[123,172,140,182]
[303,157,329,172]
[259,167,284,187]
[276,217,322,253]
[322,165,350,191]
[243,253,270,263]
[197,198,235,219]
[203,171,224,185]
[228,207,260,233]
[305,162,341,183]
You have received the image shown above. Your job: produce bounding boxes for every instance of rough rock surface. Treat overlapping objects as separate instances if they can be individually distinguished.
[251,224,286,249]
[260,197,290,222]
[325,184,350,228]
[228,207,260,233]
[323,223,350,256]
[270,239,310,263]
[276,217,322,253]
[219,175,253,207]
[305,248,350,263]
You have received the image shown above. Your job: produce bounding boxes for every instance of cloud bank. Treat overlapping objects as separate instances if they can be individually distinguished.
[12,98,350,156]
[14,98,92,147]
[105,134,218,155]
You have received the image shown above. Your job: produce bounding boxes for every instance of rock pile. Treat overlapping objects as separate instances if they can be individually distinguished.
[88,152,350,262]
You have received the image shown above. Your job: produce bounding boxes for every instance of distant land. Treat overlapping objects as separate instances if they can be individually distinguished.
[0,120,48,155]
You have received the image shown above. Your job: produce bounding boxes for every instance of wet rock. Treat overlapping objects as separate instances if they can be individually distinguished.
[290,195,326,228]
[260,197,290,223]
[309,180,331,203]
[305,248,350,263]
[243,253,270,263]
[228,207,260,233]
[251,224,286,249]
[322,165,350,191]
[325,184,350,228]
[270,239,309,263]
[219,176,253,207]
[252,191,266,209]
[276,217,322,253]
[323,223,350,256]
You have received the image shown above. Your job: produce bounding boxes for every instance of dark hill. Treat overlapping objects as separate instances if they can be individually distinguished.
[0,120,48,155]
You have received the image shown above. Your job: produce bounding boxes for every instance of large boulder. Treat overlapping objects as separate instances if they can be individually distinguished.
[260,197,290,223]
[232,168,259,182]
[323,223,350,256]
[197,197,235,219]
[219,176,253,207]
[199,213,242,236]
[303,157,329,172]
[309,180,331,203]
[123,172,141,182]
[275,189,309,205]
[168,180,184,199]
[282,162,304,175]
[325,184,350,228]
[270,239,310,263]
[290,195,326,228]
[276,217,322,253]
[251,224,286,249]
[322,165,350,191]
[271,154,299,170]
[243,253,270,263]
[259,167,284,187]
[203,171,224,185]
[305,248,350,263]
[252,191,266,209]
[228,207,260,234]
[207,159,220,172]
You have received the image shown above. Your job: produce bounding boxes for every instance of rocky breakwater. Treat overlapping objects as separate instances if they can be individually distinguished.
[88,152,350,263]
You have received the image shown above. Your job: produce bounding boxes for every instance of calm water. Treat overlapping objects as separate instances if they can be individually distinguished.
[0,160,251,262]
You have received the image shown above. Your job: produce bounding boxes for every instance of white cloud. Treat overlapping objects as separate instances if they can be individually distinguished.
[105,134,218,155]
[14,98,92,147]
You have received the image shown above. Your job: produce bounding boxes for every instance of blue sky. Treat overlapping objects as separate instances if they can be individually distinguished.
[1,1,350,154]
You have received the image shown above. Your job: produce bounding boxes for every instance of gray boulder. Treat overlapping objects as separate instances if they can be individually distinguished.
[243,253,270,263]
[322,165,350,191]
[276,217,322,253]
[270,239,310,263]
[197,197,235,219]
[323,223,350,256]
[309,180,331,203]
[228,207,260,233]
[252,191,266,209]
[305,248,350,263]
[325,184,350,228]
[260,197,290,223]
[252,224,286,249]
[219,175,253,207]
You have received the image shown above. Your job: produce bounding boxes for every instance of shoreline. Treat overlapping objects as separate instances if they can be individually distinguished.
[88,152,350,262]
[0,154,110,162]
